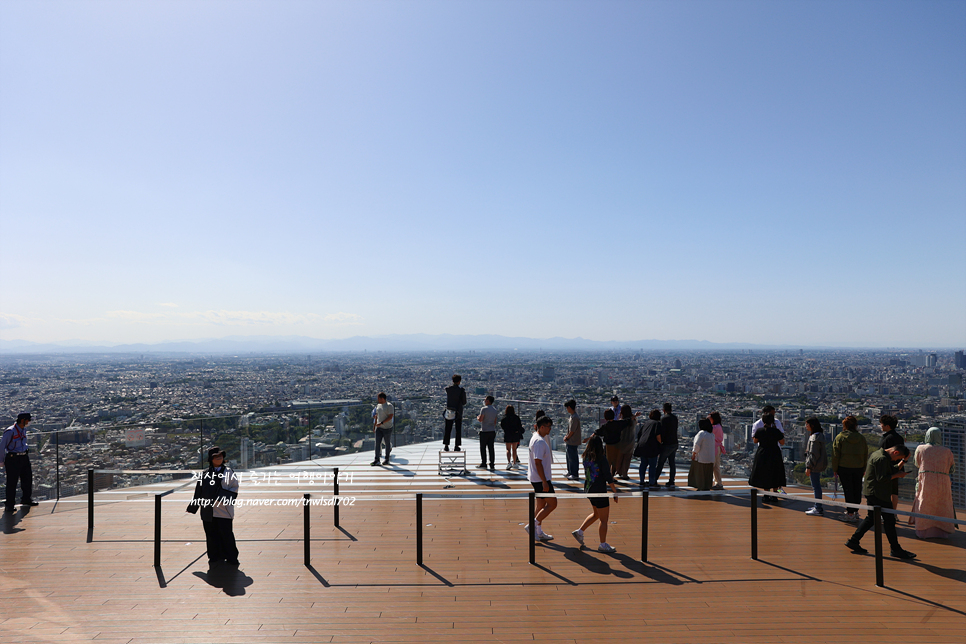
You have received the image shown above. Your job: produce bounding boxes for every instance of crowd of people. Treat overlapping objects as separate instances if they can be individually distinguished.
[424,376,959,558]
[4,378,958,568]
[741,407,959,561]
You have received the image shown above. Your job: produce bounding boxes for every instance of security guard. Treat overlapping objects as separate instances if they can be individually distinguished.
[2,413,38,512]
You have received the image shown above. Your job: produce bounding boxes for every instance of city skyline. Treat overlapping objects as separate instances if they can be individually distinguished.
[2,1,964,348]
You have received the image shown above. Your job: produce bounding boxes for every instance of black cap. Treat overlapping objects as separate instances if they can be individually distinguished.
[207,446,226,463]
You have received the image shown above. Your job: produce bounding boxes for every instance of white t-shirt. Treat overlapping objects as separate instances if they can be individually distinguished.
[528,433,553,483]
[692,431,716,464]
[374,402,394,429]
[752,418,784,434]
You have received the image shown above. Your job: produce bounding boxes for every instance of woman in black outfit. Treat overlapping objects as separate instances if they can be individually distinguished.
[187,446,240,566]
[500,405,525,469]
[571,434,619,552]
[748,413,786,503]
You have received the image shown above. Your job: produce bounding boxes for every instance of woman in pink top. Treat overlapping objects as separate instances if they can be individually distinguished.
[709,412,726,491]
[909,428,957,539]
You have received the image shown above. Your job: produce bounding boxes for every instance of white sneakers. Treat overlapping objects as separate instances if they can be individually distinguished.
[572,529,614,552]
[524,524,554,541]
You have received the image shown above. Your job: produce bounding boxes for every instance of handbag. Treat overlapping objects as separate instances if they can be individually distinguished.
[444,408,457,421]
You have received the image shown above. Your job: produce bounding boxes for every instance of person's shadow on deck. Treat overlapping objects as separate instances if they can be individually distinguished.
[381,462,416,477]
[193,564,254,596]
[541,542,633,578]
[1,507,26,534]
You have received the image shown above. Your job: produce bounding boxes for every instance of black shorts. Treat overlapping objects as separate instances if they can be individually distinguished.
[589,496,610,509]
[531,481,555,494]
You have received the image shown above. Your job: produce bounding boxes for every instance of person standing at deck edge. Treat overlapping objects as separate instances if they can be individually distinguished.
[372,392,394,466]
[2,413,38,512]
[477,395,498,469]
[443,374,467,452]
[563,400,582,480]
[655,403,679,489]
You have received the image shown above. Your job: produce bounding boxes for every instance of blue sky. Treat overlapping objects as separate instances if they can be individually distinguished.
[1,0,964,347]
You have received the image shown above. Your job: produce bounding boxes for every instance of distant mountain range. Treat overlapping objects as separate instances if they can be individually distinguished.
[0,333,782,354]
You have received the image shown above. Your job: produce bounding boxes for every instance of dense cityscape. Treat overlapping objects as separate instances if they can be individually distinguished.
[2,348,964,507]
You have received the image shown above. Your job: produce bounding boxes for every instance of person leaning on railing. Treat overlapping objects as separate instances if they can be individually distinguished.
[845,444,915,560]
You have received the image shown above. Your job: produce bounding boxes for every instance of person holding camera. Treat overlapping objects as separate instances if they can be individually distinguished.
[187,447,240,566]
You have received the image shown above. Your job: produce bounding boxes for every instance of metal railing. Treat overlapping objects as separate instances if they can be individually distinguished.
[73,471,966,591]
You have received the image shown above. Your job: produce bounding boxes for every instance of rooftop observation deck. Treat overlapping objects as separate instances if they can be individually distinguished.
[1,440,964,644]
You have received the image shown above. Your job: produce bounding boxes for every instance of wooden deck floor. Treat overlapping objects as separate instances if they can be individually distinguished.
[1,441,963,643]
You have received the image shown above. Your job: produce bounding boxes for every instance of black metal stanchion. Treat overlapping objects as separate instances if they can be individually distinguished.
[750,488,758,560]
[641,490,649,563]
[88,468,95,531]
[304,493,311,567]
[528,492,536,565]
[873,506,884,587]
[154,493,162,568]
[333,467,340,528]
[416,493,423,565]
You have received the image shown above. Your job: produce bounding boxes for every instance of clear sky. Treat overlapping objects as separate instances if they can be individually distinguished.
[1,0,964,348]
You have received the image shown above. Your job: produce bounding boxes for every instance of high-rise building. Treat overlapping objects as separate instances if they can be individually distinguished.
[240,437,254,470]
[940,419,965,509]
[955,350,965,369]
[542,367,555,383]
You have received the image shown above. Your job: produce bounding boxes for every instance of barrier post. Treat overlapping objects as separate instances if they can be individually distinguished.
[303,493,311,567]
[873,506,884,587]
[88,469,95,531]
[528,492,536,565]
[641,490,649,563]
[154,493,162,568]
[333,467,340,528]
[416,493,423,565]
[750,488,758,560]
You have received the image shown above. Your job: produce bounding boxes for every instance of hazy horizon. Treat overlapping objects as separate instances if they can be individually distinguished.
[2,1,964,348]
[1,331,961,354]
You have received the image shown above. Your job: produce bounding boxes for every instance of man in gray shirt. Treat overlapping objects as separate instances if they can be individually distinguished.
[564,400,581,480]
[476,395,499,469]
[371,392,394,466]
